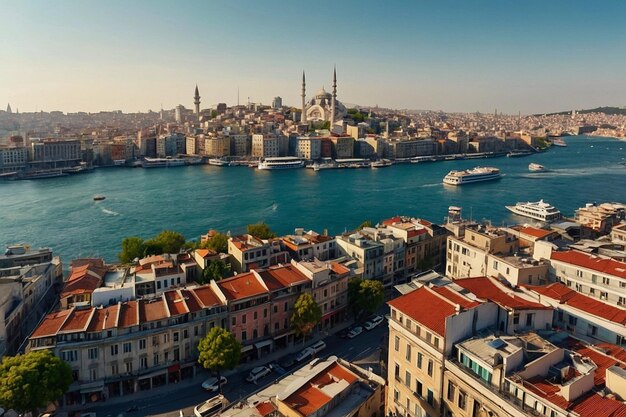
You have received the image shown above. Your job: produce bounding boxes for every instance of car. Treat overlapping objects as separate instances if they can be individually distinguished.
[246,366,271,383]
[310,340,326,353]
[194,395,229,417]
[269,362,287,375]
[347,326,363,339]
[295,347,314,362]
[201,375,228,392]
[364,315,384,330]
[279,354,297,368]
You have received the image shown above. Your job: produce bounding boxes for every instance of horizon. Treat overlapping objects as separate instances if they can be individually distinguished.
[2,1,626,114]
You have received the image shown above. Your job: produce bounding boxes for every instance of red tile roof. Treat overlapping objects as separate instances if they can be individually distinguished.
[180,289,203,312]
[255,402,276,417]
[455,277,551,310]
[431,286,481,309]
[164,290,189,316]
[284,383,331,416]
[87,304,119,332]
[522,377,571,410]
[61,261,107,299]
[30,309,72,338]
[551,250,626,280]
[139,299,169,322]
[258,265,308,291]
[192,286,222,308]
[596,343,626,363]
[388,286,458,337]
[331,262,350,275]
[519,226,554,239]
[118,301,139,328]
[528,283,626,325]
[60,308,93,333]
[217,272,268,301]
[570,393,626,417]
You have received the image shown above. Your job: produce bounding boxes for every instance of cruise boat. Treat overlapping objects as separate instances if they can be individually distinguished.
[371,159,393,168]
[143,157,186,168]
[257,157,305,170]
[505,199,561,222]
[528,163,546,172]
[443,167,501,186]
[208,158,230,167]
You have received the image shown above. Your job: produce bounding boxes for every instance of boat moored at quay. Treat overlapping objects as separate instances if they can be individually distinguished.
[142,157,186,168]
[257,157,305,170]
[505,199,561,222]
[443,166,501,186]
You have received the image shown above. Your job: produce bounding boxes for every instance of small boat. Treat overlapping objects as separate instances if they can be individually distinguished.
[528,163,546,172]
[552,138,567,147]
[371,159,393,168]
[93,195,106,201]
[507,150,533,158]
[208,158,230,167]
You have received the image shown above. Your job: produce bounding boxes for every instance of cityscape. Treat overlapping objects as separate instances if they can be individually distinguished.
[2,2,626,417]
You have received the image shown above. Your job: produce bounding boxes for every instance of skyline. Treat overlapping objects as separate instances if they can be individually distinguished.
[2,1,626,114]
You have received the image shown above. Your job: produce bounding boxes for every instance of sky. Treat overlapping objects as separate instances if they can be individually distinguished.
[2,0,626,115]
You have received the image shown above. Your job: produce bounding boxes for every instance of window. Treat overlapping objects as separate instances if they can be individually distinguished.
[569,315,578,325]
[242,314,247,324]
[61,350,78,362]
[513,312,520,325]
[126,361,133,373]
[242,331,247,341]
[140,357,148,369]
[601,291,608,300]
[447,381,455,401]
[576,270,583,277]
[394,389,399,402]
[427,359,433,377]
[183,329,189,339]
[139,339,146,350]
[588,324,598,337]
[427,389,434,406]
[111,363,118,375]
[110,344,119,356]
[253,312,257,320]
[458,390,466,410]
[405,370,411,387]
[123,342,132,353]
[415,379,423,398]
[231,317,236,326]
[163,333,169,343]
[406,344,412,362]
[525,313,534,327]
[153,353,159,366]
[90,368,98,381]
[284,302,288,312]
[88,347,98,360]
[603,277,610,285]
[417,352,423,368]
[395,336,400,351]
[395,363,400,381]
[273,305,278,313]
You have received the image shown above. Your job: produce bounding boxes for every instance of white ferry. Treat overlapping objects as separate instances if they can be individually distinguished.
[143,157,186,168]
[208,158,230,167]
[528,163,546,172]
[443,167,501,186]
[371,159,393,168]
[257,157,305,170]
[505,199,561,222]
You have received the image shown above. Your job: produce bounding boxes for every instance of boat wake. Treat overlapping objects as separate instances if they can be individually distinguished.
[421,183,440,188]
[101,208,120,216]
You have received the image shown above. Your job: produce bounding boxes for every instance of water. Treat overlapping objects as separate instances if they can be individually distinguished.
[1,136,625,264]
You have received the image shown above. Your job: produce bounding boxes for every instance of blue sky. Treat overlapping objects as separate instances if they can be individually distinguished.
[2,0,625,114]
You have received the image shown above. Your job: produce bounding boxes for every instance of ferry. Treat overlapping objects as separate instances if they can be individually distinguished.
[528,163,546,172]
[309,159,337,171]
[507,149,534,158]
[142,157,186,168]
[371,159,393,168]
[257,157,305,170]
[21,170,69,180]
[443,167,501,186]
[505,199,561,222]
[552,138,568,147]
[335,158,370,169]
[208,158,230,167]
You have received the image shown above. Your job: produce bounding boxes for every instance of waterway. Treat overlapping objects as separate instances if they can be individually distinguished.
[1,136,625,264]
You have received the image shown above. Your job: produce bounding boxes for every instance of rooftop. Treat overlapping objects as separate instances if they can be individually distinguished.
[551,250,626,280]
[217,272,268,301]
[455,277,551,311]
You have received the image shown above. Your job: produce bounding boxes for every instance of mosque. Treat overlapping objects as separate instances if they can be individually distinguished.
[301,68,347,123]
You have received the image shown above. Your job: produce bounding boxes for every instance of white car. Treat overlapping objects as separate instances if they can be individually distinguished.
[364,315,384,330]
[194,395,228,417]
[246,366,271,383]
[347,326,363,339]
[295,347,314,362]
[201,376,228,392]
[310,340,326,353]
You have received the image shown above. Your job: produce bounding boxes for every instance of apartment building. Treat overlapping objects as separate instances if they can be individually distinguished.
[29,138,82,169]
[549,249,626,307]
[0,244,53,268]
[251,134,280,158]
[359,226,406,286]
[330,135,355,159]
[0,145,28,173]
[204,136,230,157]
[59,259,108,309]
[611,222,626,245]
[228,234,271,273]
[295,136,322,160]
[575,202,626,234]
[281,229,337,262]
[336,233,384,282]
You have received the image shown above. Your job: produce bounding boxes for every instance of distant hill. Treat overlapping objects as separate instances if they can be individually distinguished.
[537,106,626,116]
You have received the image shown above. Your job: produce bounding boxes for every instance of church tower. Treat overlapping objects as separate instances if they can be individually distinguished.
[330,67,337,124]
[301,71,307,123]
[194,85,201,119]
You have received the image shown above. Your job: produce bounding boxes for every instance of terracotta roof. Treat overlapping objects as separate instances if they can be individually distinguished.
[30,309,72,338]
[518,226,554,239]
[255,402,276,417]
[87,304,119,332]
[164,290,189,316]
[455,277,551,311]
[551,250,626,280]
[284,383,331,416]
[60,308,93,333]
[180,289,203,312]
[61,261,107,299]
[596,343,626,363]
[431,286,481,309]
[217,272,268,301]
[118,301,139,327]
[192,286,222,308]
[258,265,308,291]
[570,393,626,417]
[522,376,570,410]
[382,216,403,226]
[331,262,350,275]
[195,249,217,259]
[139,298,169,322]
[388,286,458,337]
[528,283,626,325]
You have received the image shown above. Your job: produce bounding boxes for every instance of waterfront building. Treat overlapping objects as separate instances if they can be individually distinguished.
[132,254,190,297]
[548,249,626,308]
[228,234,271,273]
[229,133,250,156]
[329,135,355,159]
[0,145,27,173]
[335,232,384,282]
[575,202,626,235]
[386,138,437,159]
[29,138,82,170]
[0,244,53,268]
[611,222,626,245]
[59,259,108,309]
[280,229,336,262]
[295,135,322,160]
[302,69,347,123]
[252,134,280,158]
[205,135,231,157]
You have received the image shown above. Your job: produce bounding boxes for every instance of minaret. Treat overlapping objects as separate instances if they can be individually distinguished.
[330,66,337,125]
[6,103,12,114]
[194,85,201,119]
[301,71,307,123]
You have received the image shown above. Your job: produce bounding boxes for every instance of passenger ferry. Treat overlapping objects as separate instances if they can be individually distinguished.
[505,199,561,222]
[257,157,305,170]
[443,167,501,186]
[208,158,230,167]
[528,163,546,172]
[371,159,393,168]
[142,157,186,168]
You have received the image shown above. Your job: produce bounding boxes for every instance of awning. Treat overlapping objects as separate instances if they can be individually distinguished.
[79,381,104,394]
[138,369,167,379]
[241,344,254,353]
[168,364,180,373]
[273,331,294,340]
[254,339,273,349]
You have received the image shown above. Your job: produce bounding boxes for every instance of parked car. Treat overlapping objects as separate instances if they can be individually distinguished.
[364,315,384,330]
[295,347,314,362]
[279,354,297,368]
[194,395,229,417]
[269,362,287,375]
[347,326,363,339]
[310,340,326,353]
[246,366,271,383]
[201,376,228,392]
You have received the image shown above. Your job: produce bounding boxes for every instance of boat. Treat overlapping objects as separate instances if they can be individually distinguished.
[371,159,393,168]
[208,158,230,167]
[507,149,534,158]
[184,157,204,165]
[310,160,337,171]
[552,138,568,147]
[505,199,561,222]
[528,163,546,172]
[93,195,106,201]
[335,158,370,169]
[21,170,69,179]
[142,157,186,168]
[113,159,126,166]
[443,167,501,186]
[257,157,305,170]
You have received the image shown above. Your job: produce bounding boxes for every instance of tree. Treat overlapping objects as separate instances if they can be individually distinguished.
[197,327,241,394]
[199,232,229,253]
[247,222,276,240]
[198,259,229,284]
[152,230,187,253]
[118,236,145,263]
[290,293,322,340]
[0,350,72,415]
[348,278,384,320]
[357,220,372,230]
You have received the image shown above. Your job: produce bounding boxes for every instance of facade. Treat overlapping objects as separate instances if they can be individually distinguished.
[335,233,384,282]
[330,136,355,159]
[0,146,28,173]
[205,136,231,157]
[252,134,280,158]
[296,136,322,160]
[280,229,336,262]
[30,138,81,169]
[575,203,626,234]
[228,234,271,273]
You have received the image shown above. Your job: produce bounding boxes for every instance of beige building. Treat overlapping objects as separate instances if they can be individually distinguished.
[205,136,231,157]
[330,135,354,159]
[251,134,280,158]
[575,202,626,234]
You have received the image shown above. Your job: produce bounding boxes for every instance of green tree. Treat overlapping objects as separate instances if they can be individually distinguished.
[247,222,276,240]
[152,230,187,253]
[357,220,372,230]
[118,236,145,263]
[348,278,384,319]
[0,350,72,415]
[198,260,229,284]
[290,293,322,340]
[199,232,229,253]
[197,327,241,393]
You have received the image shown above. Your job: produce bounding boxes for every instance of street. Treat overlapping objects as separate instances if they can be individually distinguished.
[86,323,387,417]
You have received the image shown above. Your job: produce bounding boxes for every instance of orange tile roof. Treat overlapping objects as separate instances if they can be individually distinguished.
[195,249,217,259]
[519,226,554,239]
[258,265,308,291]
[191,286,222,308]
[255,402,276,417]
[388,286,458,337]
[180,289,203,312]
[522,377,571,410]
[217,273,268,301]
[431,286,481,309]
[60,308,93,333]
[596,343,626,363]
[284,383,332,416]
[528,283,626,325]
[331,262,350,275]
[139,299,169,322]
[30,309,72,338]
[570,393,626,417]
[552,250,626,280]
[164,290,189,315]
[455,277,551,311]
[118,301,139,327]
[87,304,119,332]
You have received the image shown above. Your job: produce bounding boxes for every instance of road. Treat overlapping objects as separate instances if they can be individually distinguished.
[88,323,387,417]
